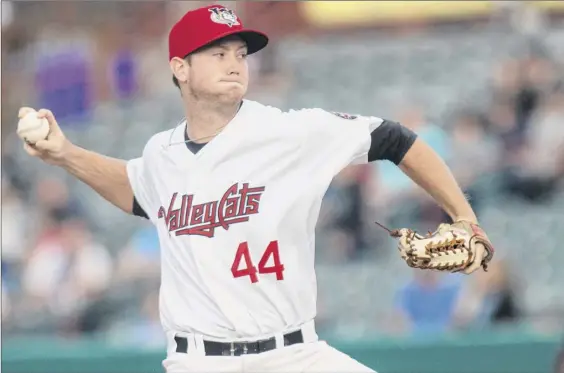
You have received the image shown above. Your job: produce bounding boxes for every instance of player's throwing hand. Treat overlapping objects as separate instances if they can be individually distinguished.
[18,107,71,166]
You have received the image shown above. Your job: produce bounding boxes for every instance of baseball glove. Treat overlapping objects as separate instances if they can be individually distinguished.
[385,220,495,274]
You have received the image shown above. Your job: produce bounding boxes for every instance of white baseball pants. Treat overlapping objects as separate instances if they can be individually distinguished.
[162,321,375,373]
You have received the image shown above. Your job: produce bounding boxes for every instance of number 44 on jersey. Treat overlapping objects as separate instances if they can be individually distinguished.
[231,240,285,283]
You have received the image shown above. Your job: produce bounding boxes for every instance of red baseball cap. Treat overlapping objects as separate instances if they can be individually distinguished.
[168,4,269,61]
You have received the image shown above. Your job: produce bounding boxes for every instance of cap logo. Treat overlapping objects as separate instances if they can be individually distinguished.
[209,7,240,27]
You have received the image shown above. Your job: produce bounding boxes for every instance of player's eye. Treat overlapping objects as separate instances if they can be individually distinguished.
[214,52,225,57]
[239,52,248,59]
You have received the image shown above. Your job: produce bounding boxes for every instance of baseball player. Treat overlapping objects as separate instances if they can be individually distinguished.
[19,4,494,373]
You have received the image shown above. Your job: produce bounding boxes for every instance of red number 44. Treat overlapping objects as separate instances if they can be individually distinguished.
[231,240,285,283]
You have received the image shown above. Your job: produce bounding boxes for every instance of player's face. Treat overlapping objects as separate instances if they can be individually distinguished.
[187,37,249,104]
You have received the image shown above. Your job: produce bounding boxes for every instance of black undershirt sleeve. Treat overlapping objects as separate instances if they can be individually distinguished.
[367,120,418,164]
[132,196,149,219]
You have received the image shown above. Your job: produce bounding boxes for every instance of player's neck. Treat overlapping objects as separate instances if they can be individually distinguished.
[183,99,241,144]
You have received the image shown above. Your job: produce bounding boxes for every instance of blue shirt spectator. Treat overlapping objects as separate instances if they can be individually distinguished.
[395,272,463,337]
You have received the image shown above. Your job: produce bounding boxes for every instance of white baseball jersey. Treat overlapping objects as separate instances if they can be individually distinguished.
[127,99,383,340]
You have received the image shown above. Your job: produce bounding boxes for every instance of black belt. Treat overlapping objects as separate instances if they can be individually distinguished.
[175,329,304,356]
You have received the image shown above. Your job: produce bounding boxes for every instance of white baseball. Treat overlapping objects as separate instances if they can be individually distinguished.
[17,112,50,144]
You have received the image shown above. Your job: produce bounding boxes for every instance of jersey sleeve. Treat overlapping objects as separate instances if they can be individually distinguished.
[295,108,384,166]
[126,143,159,223]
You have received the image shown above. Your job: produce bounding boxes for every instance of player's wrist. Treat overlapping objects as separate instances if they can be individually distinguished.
[58,142,81,167]
[452,215,478,225]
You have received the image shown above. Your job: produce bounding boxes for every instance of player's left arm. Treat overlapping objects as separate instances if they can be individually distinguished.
[368,120,476,223]
[396,138,477,223]
[373,121,493,274]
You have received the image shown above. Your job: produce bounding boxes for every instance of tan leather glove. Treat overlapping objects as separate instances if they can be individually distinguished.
[394,220,495,274]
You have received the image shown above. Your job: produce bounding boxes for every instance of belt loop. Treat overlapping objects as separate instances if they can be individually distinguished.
[300,320,318,343]
[274,332,284,349]
[193,334,205,357]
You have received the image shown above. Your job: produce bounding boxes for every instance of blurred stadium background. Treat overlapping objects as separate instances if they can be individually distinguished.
[2,1,564,372]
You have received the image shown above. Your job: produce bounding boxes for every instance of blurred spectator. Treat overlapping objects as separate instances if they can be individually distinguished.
[74,292,117,334]
[21,217,114,333]
[488,53,555,152]
[34,176,84,225]
[453,259,520,330]
[486,97,522,161]
[107,290,166,349]
[447,109,502,213]
[110,42,139,101]
[115,222,160,283]
[1,9,34,146]
[1,178,30,292]
[2,283,12,322]
[130,3,171,98]
[32,21,95,126]
[449,110,500,183]
[502,81,564,201]
[316,165,372,261]
[391,271,463,337]
[1,146,32,195]
[130,290,166,348]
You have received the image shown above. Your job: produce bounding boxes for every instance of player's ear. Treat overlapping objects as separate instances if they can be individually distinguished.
[170,56,189,85]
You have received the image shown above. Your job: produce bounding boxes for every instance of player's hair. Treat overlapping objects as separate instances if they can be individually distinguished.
[171,34,247,91]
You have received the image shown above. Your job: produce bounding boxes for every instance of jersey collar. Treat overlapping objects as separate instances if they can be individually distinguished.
[163,100,250,168]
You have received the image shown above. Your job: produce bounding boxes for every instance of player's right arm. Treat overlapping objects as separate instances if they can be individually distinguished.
[19,107,135,215]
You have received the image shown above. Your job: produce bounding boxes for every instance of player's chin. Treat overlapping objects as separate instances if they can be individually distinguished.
[217,87,246,102]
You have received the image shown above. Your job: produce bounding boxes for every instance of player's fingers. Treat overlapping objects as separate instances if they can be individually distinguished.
[36,109,61,134]
[23,142,40,157]
[463,244,485,274]
[33,139,53,152]
[18,107,36,119]
[463,261,481,275]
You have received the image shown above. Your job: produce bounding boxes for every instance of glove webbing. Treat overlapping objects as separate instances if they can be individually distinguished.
[404,231,471,271]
